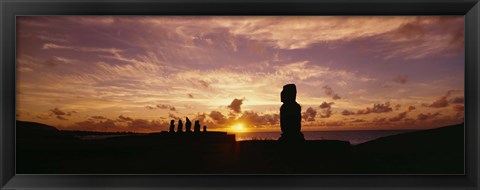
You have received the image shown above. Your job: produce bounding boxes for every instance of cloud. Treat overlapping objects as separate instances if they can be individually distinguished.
[322,85,341,100]
[389,111,408,122]
[145,104,176,111]
[274,61,328,80]
[66,117,168,133]
[417,112,441,120]
[446,90,460,97]
[91,115,107,120]
[238,111,280,127]
[118,115,133,122]
[16,16,464,131]
[449,96,464,104]
[395,104,401,110]
[319,101,334,109]
[452,105,464,112]
[195,110,281,128]
[302,107,317,121]
[145,105,155,110]
[318,101,334,118]
[228,98,244,113]
[428,96,449,108]
[157,104,176,111]
[42,43,122,55]
[217,16,417,50]
[42,58,59,68]
[379,16,464,59]
[169,113,181,120]
[372,117,387,125]
[341,110,355,116]
[343,102,396,116]
[328,89,344,99]
[352,119,366,123]
[127,119,165,132]
[68,119,118,132]
[427,90,463,108]
[49,107,76,120]
[356,102,393,115]
[76,17,115,25]
[198,80,210,88]
[50,108,66,116]
[56,115,68,120]
[36,113,51,120]
[194,112,208,124]
[452,105,464,120]
[318,121,345,127]
[208,111,227,124]
[32,32,72,43]
[408,106,416,112]
[393,75,408,84]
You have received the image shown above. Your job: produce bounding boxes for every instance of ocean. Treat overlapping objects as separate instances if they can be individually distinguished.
[234,130,416,145]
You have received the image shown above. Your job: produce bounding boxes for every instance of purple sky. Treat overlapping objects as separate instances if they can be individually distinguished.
[16,16,464,133]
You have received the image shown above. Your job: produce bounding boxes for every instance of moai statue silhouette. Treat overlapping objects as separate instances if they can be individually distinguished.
[177,119,183,133]
[185,117,192,133]
[169,120,175,133]
[279,84,305,142]
[194,120,201,133]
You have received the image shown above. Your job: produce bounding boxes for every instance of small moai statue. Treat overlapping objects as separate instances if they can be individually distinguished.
[185,117,192,133]
[203,125,207,133]
[194,120,201,133]
[169,120,175,133]
[177,119,183,133]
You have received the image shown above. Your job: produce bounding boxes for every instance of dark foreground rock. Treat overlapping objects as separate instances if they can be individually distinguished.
[16,121,464,174]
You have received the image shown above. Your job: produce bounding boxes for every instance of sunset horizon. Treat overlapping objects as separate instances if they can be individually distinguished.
[16,16,465,133]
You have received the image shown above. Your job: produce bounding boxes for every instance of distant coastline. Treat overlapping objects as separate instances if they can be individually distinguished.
[235,130,417,144]
[17,120,441,144]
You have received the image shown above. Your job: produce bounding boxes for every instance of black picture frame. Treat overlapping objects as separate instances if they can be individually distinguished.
[1,0,479,189]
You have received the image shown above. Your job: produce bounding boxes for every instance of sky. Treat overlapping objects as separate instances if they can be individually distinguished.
[16,16,465,133]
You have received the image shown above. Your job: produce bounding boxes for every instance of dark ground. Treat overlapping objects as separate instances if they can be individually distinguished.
[16,121,464,174]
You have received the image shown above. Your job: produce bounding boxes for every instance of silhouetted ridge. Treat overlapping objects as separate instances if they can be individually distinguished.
[16,120,70,140]
[355,123,464,150]
[350,123,464,173]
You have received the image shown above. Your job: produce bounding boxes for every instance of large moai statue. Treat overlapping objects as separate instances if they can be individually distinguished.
[279,84,305,142]
[177,119,183,133]
[194,120,201,133]
[185,117,192,133]
[169,120,175,133]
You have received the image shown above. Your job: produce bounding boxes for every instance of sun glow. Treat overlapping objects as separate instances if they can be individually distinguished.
[230,123,247,133]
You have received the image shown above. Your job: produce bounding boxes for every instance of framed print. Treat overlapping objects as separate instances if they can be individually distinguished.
[1,0,479,189]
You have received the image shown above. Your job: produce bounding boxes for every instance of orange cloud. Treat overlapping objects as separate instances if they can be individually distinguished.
[356,102,393,115]
[302,107,317,121]
[417,112,441,121]
[228,98,244,114]
[318,102,334,118]
[322,85,341,100]
[428,96,449,108]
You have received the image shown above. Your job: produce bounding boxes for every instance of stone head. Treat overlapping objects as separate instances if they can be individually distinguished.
[281,84,297,103]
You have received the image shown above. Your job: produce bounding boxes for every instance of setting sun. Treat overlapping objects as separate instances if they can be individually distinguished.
[231,123,247,133]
